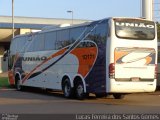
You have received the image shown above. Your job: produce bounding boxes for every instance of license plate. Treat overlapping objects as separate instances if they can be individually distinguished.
[131,77,140,82]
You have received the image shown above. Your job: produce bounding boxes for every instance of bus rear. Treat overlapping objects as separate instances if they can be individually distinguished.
[108,18,157,94]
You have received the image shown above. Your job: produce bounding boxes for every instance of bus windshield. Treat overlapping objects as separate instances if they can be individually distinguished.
[114,18,155,40]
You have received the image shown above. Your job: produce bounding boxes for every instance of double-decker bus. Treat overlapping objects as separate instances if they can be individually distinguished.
[8,17,157,99]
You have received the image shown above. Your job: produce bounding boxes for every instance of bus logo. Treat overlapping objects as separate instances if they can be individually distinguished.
[21,56,47,61]
[116,22,154,28]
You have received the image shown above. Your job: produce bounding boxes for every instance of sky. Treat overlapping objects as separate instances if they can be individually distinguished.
[0,0,141,20]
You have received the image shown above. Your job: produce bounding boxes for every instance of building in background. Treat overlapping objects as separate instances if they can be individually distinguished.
[0,16,90,73]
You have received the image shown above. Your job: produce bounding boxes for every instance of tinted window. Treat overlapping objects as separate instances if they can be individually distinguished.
[34,34,45,51]
[45,32,56,50]
[10,39,17,53]
[85,21,108,44]
[16,37,27,53]
[56,29,70,49]
[70,27,85,42]
[114,19,155,40]
[26,35,35,52]
[10,37,27,53]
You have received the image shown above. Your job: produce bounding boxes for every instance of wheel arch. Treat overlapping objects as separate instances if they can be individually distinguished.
[73,75,86,93]
[61,74,73,89]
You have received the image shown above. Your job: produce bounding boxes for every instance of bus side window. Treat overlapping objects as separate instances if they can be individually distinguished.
[56,29,70,49]
[10,39,17,54]
[26,36,35,52]
[16,37,27,53]
[70,27,85,42]
[107,22,111,38]
[94,21,108,44]
[85,21,108,44]
[44,31,56,50]
[34,34,45,51]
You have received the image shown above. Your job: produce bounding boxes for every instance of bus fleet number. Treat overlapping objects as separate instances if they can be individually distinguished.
[82,54,95,60]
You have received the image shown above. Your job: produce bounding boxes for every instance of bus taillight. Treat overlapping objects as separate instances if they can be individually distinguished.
[109,63,115,78]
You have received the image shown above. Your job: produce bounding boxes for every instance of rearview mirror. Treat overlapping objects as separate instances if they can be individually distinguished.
[3,50,9,61]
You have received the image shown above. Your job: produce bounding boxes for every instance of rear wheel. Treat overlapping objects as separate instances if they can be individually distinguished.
[75,81,86,100]
[62,79,73,98]
[113,93,125,99]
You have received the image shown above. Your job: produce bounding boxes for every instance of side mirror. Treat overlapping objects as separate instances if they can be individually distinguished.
[3,50,9,61]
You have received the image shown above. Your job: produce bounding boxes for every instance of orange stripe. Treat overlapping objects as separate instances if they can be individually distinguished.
[145,56,152,65]
[22,48,67,84]
[71,47,98,77]
[114,51,129,63]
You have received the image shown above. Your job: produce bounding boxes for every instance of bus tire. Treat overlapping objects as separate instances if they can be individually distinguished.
[75,80,86,100]
[62,78,73,98]
[15,76,22,91]
[113,93,125,99]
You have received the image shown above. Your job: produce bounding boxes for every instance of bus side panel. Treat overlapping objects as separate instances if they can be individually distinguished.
[84,20,108,94]
[85,43,106,94]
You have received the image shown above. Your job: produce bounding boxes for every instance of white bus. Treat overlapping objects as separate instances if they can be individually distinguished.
[8,17,157,99]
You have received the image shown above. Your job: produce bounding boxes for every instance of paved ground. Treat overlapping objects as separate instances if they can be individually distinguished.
[0,88,160,114]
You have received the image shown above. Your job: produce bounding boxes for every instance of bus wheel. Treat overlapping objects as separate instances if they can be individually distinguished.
[15,77,22,91]
[75,81,86,100]
[62,79,73,98]
[113,93,125,99]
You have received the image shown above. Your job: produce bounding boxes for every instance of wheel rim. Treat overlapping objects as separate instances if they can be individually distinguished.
[17,80,21,90]
[77,84,83,96]
[64,83,70,97]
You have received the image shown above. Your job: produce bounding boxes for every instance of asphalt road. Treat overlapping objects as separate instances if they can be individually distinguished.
[0,88,160,114]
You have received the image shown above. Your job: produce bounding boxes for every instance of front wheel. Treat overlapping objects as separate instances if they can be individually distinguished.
[16,78,22,91]
[113,93,125,99]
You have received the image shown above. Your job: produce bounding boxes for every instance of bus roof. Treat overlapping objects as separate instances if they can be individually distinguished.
[12,17,155,40]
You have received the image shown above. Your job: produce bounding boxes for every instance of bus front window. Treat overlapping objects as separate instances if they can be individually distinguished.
[114,19,155,40]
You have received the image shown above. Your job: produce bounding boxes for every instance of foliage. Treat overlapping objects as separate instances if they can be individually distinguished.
[0,77,9,88]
